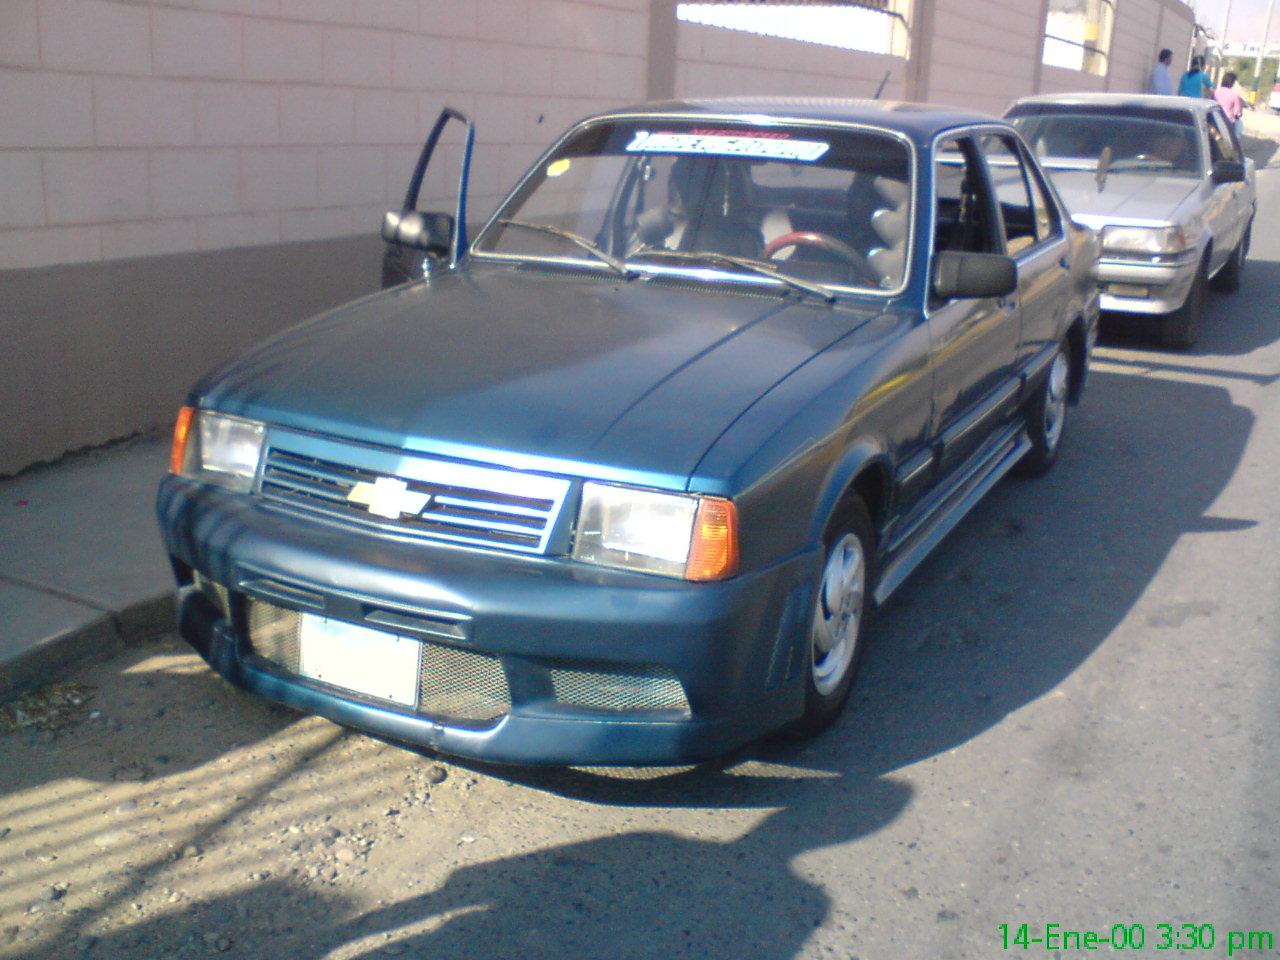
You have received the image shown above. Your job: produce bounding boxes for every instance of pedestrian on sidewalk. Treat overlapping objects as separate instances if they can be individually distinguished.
[1147,48,1175,95]
[1215,72,1247,141]
[1179,57,1214,98]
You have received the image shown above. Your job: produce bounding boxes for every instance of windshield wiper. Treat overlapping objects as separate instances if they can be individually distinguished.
[628,248,837,303]
[495,219,632,277]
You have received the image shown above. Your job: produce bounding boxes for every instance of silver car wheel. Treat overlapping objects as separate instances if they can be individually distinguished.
[1043,352,1069,453]
[812,533,865,697]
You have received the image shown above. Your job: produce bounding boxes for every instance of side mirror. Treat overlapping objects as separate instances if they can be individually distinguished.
[932,251,1018,301]
[1212,160,1246,184]
[381,210,454,255]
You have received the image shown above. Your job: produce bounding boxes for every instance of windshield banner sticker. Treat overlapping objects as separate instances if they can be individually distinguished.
[625,129,830,162]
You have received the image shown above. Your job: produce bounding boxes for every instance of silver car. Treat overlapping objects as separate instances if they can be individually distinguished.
[1005,94,1255,348]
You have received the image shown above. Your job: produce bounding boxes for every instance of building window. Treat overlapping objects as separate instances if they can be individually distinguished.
[1042,0,1115,76]
[677,1,911,58]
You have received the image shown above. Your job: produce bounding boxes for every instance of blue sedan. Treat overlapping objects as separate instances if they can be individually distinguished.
[157,99,1100,765]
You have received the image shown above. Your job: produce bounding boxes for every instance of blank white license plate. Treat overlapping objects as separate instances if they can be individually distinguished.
[299,614,420,707]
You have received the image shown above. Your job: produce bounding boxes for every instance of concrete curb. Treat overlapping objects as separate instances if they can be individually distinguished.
[0,591,176,701]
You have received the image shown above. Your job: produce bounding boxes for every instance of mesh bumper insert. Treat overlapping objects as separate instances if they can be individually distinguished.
[245,601,510,726]
[548,665,691,717]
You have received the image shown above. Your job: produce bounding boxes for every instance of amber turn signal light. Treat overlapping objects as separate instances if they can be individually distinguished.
[686,497,739,582]
[170,406,195,475]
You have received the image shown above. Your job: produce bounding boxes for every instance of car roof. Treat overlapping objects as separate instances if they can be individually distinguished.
[589,97,1003,142]
[1008,92,1216,116]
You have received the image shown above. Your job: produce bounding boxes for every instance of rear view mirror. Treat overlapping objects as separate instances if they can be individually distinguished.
[1212,160,1246,185]
[933,251,1018,300]
[381,210,454,256]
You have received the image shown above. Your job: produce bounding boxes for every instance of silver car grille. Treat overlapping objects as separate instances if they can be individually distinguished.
[258,446,571,555]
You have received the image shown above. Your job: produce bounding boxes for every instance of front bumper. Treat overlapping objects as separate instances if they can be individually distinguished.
[158,477,818,765]
[1096,254,1199,315]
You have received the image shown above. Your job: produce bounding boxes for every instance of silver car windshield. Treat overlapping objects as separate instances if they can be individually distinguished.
[1009,108,1202,178]
[472,120,914,295]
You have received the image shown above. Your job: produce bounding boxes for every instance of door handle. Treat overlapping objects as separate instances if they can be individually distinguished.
[1058,256,1071,270]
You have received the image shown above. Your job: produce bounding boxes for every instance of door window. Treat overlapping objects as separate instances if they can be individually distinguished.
[933,138,1000,257]
[1207,110,1241,164]
[977,135,1040,257]
[1024,156,1062,244]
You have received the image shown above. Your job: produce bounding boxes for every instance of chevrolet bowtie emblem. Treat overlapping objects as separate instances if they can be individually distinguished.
[347,477,431,520]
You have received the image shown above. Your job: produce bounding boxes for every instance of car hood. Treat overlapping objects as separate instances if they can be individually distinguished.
[198,262,881,490]
[1043,168,1200,223]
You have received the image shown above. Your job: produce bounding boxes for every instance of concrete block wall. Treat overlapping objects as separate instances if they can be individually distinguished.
[1038,64,1108,96]
[918,0,1042,115]
[0,0,649,275]
[919,0,1193,112]
[1108,0,1165,92]
[1156,3,1197,70]
[1106,0,1196,93]
[0,0,649,473]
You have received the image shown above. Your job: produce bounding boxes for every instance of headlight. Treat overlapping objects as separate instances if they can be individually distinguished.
[572,482,739,581]
[1101,225,1192,258]
[170,407,265,493]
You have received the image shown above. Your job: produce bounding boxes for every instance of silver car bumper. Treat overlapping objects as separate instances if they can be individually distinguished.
[1096,255,1199,316]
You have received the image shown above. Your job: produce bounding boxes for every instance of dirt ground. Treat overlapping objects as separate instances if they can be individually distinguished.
[0,642,836,960]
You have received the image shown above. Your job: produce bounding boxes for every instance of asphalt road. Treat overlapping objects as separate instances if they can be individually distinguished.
[2,173,1278,960]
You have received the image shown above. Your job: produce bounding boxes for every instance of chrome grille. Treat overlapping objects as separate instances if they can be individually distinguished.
[247,601,302,672]
[245,600,509,726]
[548,665,691,717]
[418,643,510,724]
[258,446,571,554]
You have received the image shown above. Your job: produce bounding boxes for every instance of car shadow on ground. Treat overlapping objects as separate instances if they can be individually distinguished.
[64,776,913,960]
[3,286,1265,959]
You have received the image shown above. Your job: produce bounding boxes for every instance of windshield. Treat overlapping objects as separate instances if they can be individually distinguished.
[1007,106,1202,178]
[473,119,914,294]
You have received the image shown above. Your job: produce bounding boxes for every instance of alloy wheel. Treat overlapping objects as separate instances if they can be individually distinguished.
[812,533,866,696]
[1043,352,1069,453]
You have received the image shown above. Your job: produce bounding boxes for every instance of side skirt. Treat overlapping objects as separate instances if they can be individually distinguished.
[872,423,1031,606]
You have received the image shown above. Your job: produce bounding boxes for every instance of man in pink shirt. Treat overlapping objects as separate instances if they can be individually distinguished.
[1215,72,1246,142]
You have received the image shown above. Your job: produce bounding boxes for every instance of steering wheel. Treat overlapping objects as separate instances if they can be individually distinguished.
[762,231,880,286]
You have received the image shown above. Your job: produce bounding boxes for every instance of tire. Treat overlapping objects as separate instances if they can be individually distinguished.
[1016,343,1070,478]
[793,496,875,738]
[1162,256,1208,349]
[1211,223,1249,293]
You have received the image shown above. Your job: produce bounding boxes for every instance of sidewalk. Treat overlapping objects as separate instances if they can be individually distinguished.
[0,436,174,699]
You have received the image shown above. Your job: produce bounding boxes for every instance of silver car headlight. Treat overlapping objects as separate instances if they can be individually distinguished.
[572,482,739,581]
[171,407,265,493]
[1101,225,1192,258]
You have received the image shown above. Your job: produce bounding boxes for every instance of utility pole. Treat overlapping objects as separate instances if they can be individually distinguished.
[1254,0,1277,99]
[1218,0,1233,80]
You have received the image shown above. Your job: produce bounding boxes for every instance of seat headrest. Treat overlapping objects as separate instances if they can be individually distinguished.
[873,176,910,208]
[871,206,908,246]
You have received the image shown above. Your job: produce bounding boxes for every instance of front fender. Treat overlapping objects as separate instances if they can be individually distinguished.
[808,439,892,546]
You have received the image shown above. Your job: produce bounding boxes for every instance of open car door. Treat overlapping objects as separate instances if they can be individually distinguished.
[380,108,474,288]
